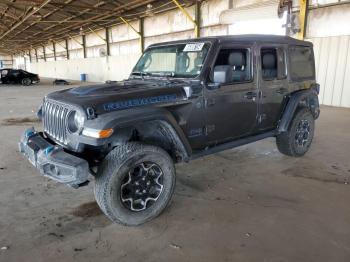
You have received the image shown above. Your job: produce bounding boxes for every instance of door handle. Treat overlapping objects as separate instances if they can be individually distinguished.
[244,91,257,100]
[276,87,288,94]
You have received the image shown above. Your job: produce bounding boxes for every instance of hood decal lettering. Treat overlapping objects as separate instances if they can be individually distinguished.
[103,94,178,111]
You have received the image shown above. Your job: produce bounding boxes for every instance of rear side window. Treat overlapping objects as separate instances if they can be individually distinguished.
[261,47,286,80]
[10,70,19,77]
[289,46,315,81]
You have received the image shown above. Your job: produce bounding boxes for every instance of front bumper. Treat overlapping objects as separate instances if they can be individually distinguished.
[19,128,90,188]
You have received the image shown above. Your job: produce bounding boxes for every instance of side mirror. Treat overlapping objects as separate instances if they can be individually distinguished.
[213,68,229,84]
[207,66,230,89]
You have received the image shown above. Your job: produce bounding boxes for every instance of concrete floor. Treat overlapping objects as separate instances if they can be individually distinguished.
[0,79,350,262]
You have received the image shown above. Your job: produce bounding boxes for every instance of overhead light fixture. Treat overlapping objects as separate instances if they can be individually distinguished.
[145,4,154,17]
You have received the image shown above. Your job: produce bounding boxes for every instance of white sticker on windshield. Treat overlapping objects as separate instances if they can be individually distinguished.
[183,43,205,52]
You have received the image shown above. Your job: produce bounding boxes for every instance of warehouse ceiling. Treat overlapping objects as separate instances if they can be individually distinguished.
[0,0,194,55]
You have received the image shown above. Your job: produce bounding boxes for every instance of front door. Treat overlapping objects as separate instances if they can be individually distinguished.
[204,44,258,146]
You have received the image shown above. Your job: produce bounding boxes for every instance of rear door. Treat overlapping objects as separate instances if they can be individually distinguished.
[204,43,258,145]
[257,44,288,130]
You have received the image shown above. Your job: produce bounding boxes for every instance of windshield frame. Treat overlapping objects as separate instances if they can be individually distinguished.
[130,41,213,81]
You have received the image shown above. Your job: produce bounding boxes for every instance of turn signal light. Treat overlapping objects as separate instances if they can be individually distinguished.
[98,128,113,138]
[82,128,113,138]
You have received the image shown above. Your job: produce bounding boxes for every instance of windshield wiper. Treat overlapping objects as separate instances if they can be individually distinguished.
[130,71,151,79]
[148,72,174,77]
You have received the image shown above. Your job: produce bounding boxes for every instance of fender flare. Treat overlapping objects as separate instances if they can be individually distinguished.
[85,107,192,160]
[278,86,320,133]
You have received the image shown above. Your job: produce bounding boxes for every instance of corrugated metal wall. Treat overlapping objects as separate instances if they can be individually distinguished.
[307,2,350,108]
[310,36,350,108]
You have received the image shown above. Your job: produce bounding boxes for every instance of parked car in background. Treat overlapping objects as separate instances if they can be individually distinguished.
[0,68,40,86]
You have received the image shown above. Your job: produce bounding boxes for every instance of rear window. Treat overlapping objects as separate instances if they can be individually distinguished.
[289,46,315,81]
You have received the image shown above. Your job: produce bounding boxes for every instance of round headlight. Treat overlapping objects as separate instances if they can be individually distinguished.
[68,110,85,133]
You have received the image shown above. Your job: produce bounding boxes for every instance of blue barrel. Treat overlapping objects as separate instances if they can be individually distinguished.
[80,73,87,82]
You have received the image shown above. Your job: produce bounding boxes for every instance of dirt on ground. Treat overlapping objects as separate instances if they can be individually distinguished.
[0,79,350,262]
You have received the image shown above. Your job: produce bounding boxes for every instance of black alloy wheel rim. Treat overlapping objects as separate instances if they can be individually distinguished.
[121,162,164,212]
[23,78,31,85]
[295,119,311,147]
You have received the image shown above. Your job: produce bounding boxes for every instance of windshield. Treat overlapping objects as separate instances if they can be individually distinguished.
[131,42,210,79]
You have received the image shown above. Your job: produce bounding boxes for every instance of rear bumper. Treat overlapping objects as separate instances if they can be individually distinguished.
[19,128,90,188]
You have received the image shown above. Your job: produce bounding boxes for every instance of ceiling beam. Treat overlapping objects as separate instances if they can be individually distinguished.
[0,0,51,40]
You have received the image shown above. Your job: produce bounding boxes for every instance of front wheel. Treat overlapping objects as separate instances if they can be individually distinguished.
[276,108,315,157]
[94,143,176,225]
[21,78,32,86]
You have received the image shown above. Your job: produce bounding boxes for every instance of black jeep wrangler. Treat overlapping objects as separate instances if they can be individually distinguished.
[19,35,320,225]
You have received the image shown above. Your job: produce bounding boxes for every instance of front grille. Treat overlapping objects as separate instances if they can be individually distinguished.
[43,100,71,144]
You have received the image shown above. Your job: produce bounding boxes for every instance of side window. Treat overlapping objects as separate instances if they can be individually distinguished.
[289,46,314,80]
[10,70,19,77]
[261,47,286,81]
[213,48,252,84]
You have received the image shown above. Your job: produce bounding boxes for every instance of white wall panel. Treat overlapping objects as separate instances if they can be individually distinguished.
[55,41,66,53]
[85,29,105,47]
[30,54,140,82]
[322,37,339,105]
[68,36,83,50]
[340,40,350,107]
[332,36,349,106]
[310,36,350,107]
[144,30,193,48]
[144,7,195,37]
[201,25,228,37]
[110,20,139,42]
[307,4,350,37]
[201,0,228,27]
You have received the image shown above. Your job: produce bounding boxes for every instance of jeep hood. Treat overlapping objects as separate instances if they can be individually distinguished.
[46,79,190,115]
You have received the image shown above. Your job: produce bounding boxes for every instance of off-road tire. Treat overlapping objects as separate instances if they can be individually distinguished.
[21,78,32,86]
[94,142,176,226]
[276,108,315,157]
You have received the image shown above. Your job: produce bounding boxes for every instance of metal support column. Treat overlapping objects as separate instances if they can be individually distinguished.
[28,50,32,63]
[65,39,70,60]
[105,27,111,56]
[35,48,38,62]
[82,35,87,58]
[297,0,309,40]
[139,18,145,52]
[195,1,201,38]
[43,46,46,62]
[53,42,56,61]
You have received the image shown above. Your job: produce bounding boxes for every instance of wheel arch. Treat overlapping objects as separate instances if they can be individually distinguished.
[278,85,320,133]
[91,107,192,162]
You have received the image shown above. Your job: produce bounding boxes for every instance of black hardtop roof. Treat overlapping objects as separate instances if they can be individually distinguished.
[150,34,312,48]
